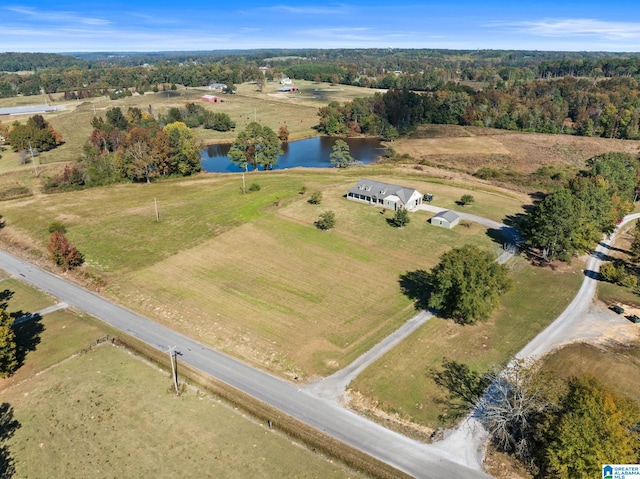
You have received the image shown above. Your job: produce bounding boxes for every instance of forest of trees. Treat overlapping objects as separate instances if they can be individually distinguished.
[4,49,640,140]
[522,152,638,261]
[45,106,201,190]
[317,77,640,140]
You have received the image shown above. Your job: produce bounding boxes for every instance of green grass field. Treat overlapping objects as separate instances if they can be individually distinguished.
[350,258,585,430]
[0,168,527,379]
[0,317,365,479]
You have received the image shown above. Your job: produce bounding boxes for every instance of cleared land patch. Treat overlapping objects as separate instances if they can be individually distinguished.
[392,125,640,175]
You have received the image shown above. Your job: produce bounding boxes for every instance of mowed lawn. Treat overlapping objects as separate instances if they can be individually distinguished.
[0,168,526,378]
[1,341,365,479]
[350,259,585,429]
[109,177,514,377]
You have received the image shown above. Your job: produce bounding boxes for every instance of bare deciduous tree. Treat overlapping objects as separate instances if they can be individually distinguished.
[476,359,561,464]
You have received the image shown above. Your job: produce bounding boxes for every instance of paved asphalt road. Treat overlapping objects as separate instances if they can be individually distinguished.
[0,249,490,479]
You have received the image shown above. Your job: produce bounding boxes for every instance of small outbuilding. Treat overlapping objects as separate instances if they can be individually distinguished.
[430,210,460,229]
[201,94,224,103]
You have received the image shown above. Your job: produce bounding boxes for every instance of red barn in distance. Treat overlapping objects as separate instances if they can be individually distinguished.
[201,94,224,103]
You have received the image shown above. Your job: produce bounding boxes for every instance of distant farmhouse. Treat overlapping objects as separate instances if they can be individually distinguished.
[201,94,224,103]
[430,210,460,229]
[208,83,227,91]
[347,179,422,211]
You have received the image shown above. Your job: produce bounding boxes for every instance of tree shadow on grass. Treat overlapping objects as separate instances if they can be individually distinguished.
[486,227,509,247]
[0,402,20,478]
[399,269,432,310]
[429,359,492,424]
[0,290,14,311]
[11,313,43,369]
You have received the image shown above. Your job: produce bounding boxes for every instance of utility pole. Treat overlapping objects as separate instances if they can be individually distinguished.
[168,346,179,395]
[154,197,160,222]
[242,171,246,194]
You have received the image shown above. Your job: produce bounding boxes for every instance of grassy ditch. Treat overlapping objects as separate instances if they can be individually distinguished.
[2,342,373,479]
[115,333,411,479]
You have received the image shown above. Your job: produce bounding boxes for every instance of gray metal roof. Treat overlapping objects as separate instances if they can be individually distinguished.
[433,210,460,222]
[348,179,420,203]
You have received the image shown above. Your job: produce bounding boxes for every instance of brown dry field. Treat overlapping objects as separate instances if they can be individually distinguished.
[391,124,640,174]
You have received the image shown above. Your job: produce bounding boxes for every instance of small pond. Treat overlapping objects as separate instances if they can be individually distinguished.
[201,136,385,173]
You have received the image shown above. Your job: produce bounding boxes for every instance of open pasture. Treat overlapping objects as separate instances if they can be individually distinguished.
[108,174,506,377]
[0,168,527,378]
[0,335,365,479]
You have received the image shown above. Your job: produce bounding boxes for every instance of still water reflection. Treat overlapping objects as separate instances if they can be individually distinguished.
[201,136,384,172]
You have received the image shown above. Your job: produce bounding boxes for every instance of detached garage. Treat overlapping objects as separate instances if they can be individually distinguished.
[430,210,460,229]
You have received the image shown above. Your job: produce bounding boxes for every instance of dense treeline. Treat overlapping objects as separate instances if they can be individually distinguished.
[0,52,87,72]
[317,77,640,139]
[522,152,639,261]
[0,61,263,98]
[45,106,200,191]
[68,48,640,79]
[5,49,640,100]
[6,50,640,141]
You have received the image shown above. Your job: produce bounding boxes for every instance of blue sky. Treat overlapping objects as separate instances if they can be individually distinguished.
[2,1,640,53]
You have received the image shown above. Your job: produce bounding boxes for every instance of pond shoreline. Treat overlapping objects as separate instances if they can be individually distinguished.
[201,136,387,173]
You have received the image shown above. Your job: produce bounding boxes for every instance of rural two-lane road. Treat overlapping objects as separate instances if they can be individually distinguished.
[0,248,490,479]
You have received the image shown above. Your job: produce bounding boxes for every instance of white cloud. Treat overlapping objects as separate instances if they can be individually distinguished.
[5,5,111,26]
[494,18,640,40]
[267,4,353,15]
